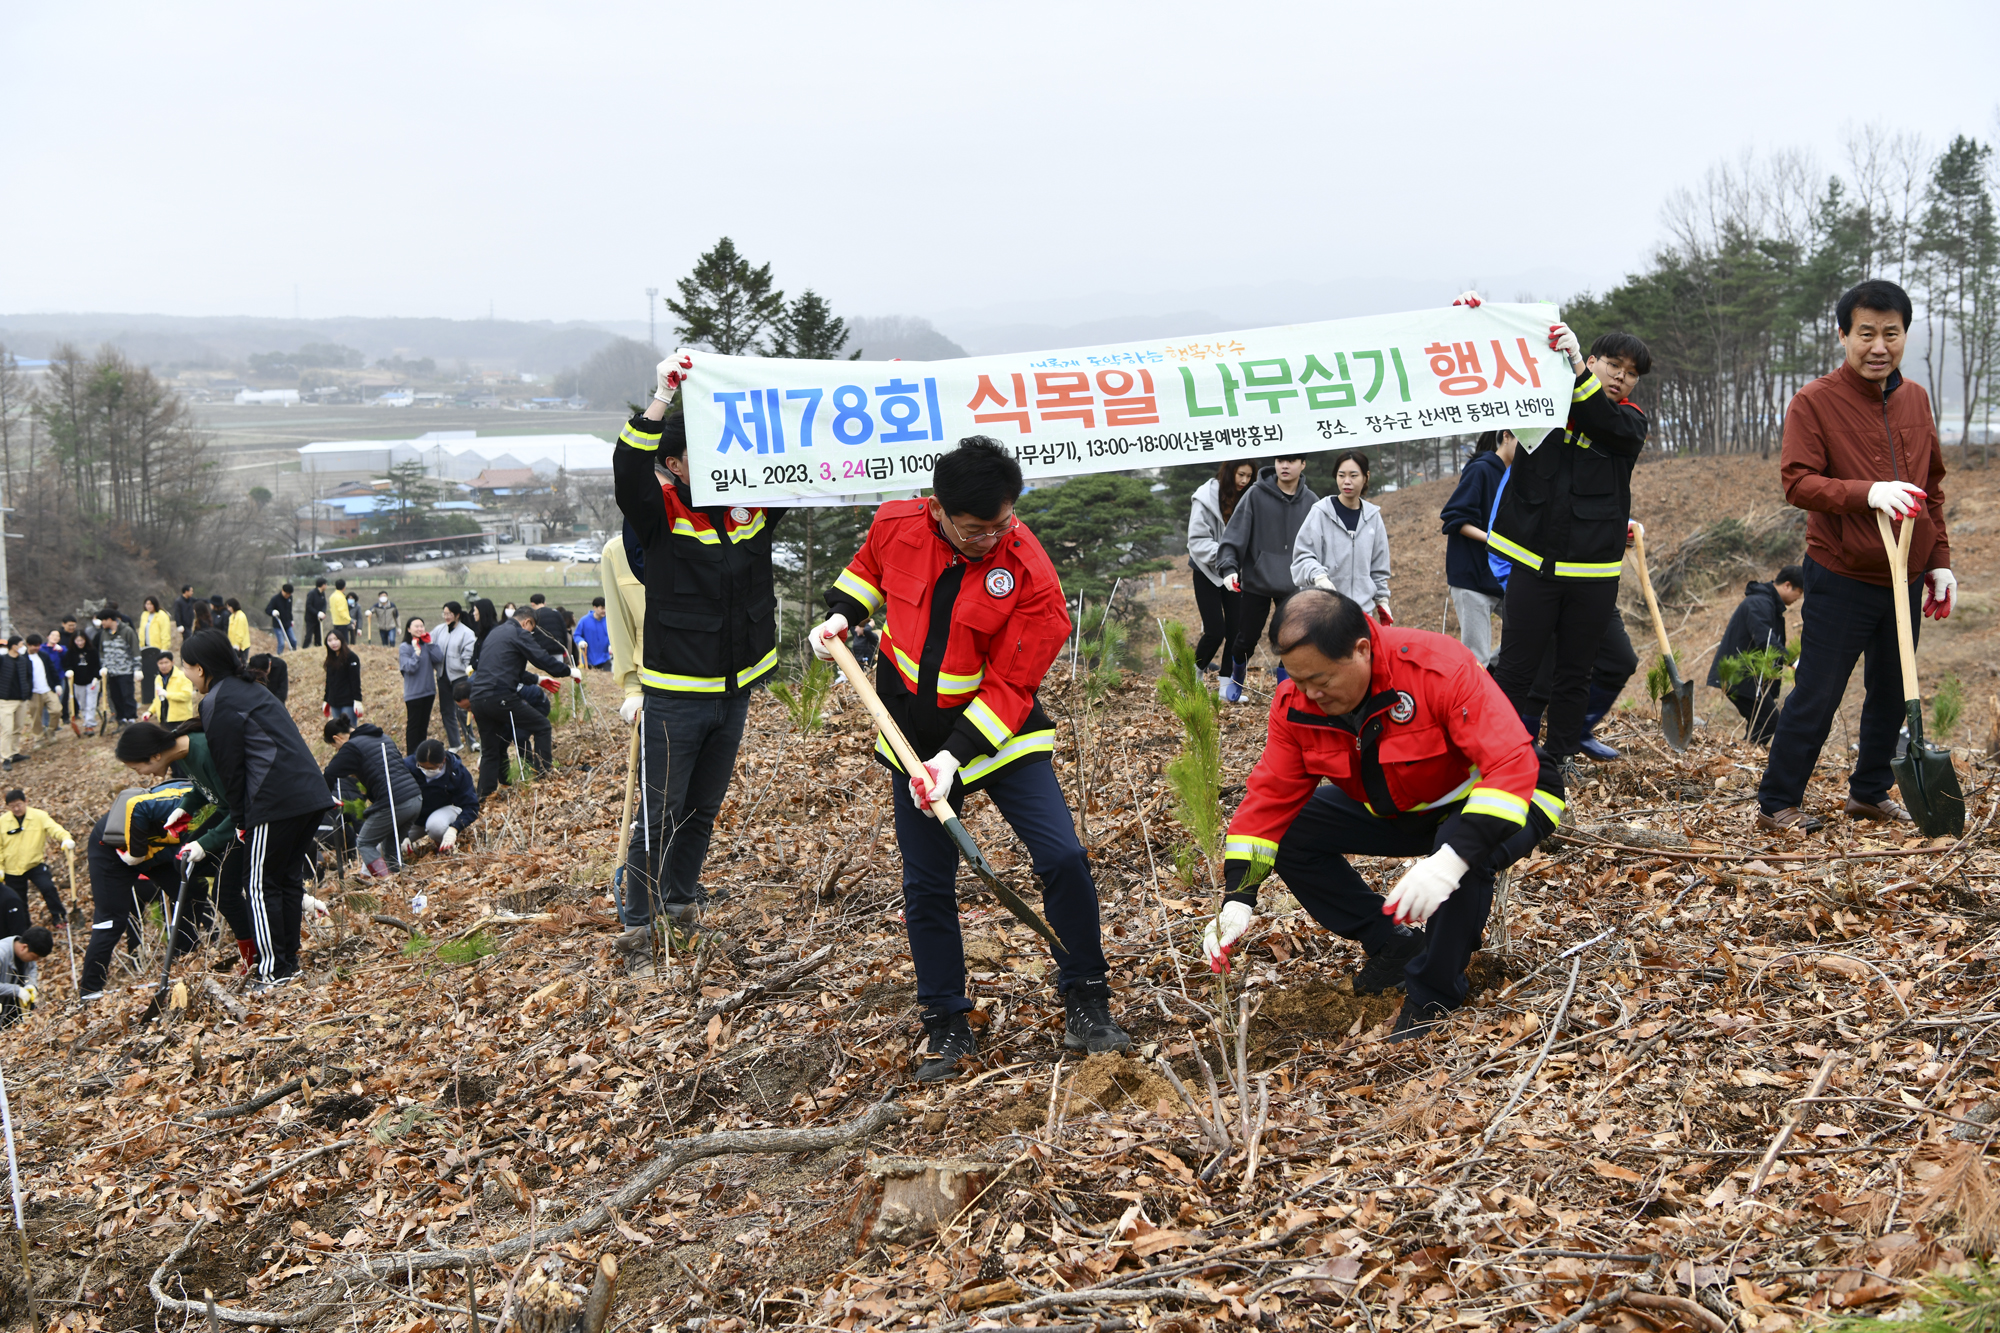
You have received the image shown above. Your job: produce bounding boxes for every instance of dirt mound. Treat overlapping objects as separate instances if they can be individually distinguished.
[1254,981,1401,1041]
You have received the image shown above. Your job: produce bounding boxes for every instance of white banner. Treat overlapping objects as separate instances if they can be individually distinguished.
[683,302,1567,507]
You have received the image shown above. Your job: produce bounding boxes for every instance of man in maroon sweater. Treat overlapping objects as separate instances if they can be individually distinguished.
[1756,280,1957,832]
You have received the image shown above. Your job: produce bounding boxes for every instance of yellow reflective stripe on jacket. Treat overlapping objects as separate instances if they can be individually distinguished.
[1572,374,1601,403]
[834,568,884,615]
[1532,788,1566,825]
[670,516,722,545]
[890,642,921,688]
[1224,834,1279,866]
[937,665,986,695]
[638,647,777,694]
[961,728,1055,782]
[1406,769,1479,813]
[1486,531,1543,571]
[619,422,662,452]
[1552,559,1624,579]
[964,697,1011,747]
[1462,786,1529,825]
[728,512,766,543]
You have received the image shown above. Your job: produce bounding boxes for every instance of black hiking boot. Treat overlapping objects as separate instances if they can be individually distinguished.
[1386,999,1451,1044]
[916,1012,979,1083]
[1062,980,1132,1054]
[1351,928,1424,995]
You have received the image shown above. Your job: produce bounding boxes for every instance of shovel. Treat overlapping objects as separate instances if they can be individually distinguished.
[611,717,640,921]
[822,636,1067,954]
[138,861,195,1024]
[1878,511,1966,837]
[1629,525,1695,751]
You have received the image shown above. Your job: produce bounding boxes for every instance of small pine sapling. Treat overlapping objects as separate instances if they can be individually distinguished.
[771,656,836,735]
[1935,674,1966,739]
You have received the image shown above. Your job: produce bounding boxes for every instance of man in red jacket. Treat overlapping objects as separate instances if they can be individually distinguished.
[1202,590,1564,1041]
[812,437,1129,1082]
[1756,280,1957,832]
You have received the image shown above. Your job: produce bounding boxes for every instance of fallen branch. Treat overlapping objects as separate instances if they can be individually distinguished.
[199,976,248,1022]
[198,1066,354,1121]
[703,943,835,1021]
[1623,1291,1729,1333]
[1456,953,1583,1185]
[371,914,414,935]
[151,1222,341,1327]
[236,1138,359,1196]
[933,1284,1229,1332]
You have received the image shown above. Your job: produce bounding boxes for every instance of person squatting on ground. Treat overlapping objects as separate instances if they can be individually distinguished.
[1755,279,1956,833]
[811,434,1131,1083]
[466,605,570,797]
[0,791,71,931]
[181,628,334,993]
[406,739,479,854]
[608,352,776,945]
[77,772,229,1000]
[322,715,422,878]
[1438,429,1515,667]
[1482,299,1651,767]
[115,720,254,972]
[1214,456,1318,703]
[1291,449,1393,624]
[398,618,445,754]
[1707,566,1803,747]
[0,928,50,1026]
[1203,590,1565,1041]
[1187,460,1255,676]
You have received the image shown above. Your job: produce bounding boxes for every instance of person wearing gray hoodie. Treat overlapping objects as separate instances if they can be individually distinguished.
[1214,456,1318,702]
[1290,450,1391,620]
[1186,460,1256,674]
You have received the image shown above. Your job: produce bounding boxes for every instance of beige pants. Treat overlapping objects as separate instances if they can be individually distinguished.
[27,692,56,745]
[0,698,26,759]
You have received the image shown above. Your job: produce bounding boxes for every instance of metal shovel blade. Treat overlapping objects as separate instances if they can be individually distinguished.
[1659,660,1694,752]
[1892,701,1966,838]
[938,813,1068,955]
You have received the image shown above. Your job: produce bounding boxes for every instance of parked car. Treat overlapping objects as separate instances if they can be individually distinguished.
[573,547,602,563]
[323,560,345,572]
[423,549,444,560]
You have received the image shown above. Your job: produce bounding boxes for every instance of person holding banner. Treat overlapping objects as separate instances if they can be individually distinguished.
[1479,297,1651,771]
[809,436,1130,1083]
[1214,456,1318,704]
[1202,589,1565,1042]
[609,352,779,952]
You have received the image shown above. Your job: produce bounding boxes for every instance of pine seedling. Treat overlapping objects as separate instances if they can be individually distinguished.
[1935,674,1966,739]
[1644,653,1681,701]
[771,656,836,735]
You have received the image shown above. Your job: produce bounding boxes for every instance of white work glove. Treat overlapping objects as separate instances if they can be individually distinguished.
[439,826,458,852]
[654,350,694,403]
[354,701,365,718]
[1202,901,1254,973]
[1451,290,1482,308]
[20,985,34,1009]
[1869,481,1927,520]
[1373,604,1395,626]
[1548,322,1581,364]
[1925,567,1958,620]
[1310,575,1337,593]
[61,839,74,852]
[909,750,960,816]
[1222,573,1241,593]
[1381,846,1471,927]
[115,848,142,867]
[177,842,206,866]
[619,695,643,726]
[808,612,849,662]
[302,893,329,920]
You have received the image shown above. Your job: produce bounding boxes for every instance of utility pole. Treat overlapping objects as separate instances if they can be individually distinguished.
[646,288,658,350]
[0,471,12,639]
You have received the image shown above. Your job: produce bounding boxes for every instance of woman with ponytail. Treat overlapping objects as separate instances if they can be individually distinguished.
[115,718,255,974]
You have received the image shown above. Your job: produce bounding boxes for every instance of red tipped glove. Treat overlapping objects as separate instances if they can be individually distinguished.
[163,807,191,839]
[1451,290,1482,308]
[323,703,332,719]
[1373,605,1395,626]
[538,677,562,696]
[417,633,431,644]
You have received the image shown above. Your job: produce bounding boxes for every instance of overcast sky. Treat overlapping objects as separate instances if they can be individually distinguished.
[4,0,1996,335]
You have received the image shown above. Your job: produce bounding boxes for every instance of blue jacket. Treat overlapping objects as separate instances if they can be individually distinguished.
[406,752,479,829]
[575,612,611,667]
[1487,468,1514,590]
[1438,450,1508,596]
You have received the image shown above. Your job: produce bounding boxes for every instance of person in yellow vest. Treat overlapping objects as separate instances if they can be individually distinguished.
[327,578,353,638]
[225,598,251,661]
[142,651,198,726]
[0,790,72,928]
[139,596,174,710]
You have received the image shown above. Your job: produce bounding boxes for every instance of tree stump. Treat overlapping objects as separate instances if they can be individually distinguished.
[847,1157,1014,1249]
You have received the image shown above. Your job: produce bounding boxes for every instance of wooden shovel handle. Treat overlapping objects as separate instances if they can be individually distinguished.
[823,636,954,819]
[1628,525,1676,662]
[1877,510,1921,705]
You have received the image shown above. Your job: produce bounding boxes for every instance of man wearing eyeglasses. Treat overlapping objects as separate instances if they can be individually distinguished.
[810,436,1129,1083]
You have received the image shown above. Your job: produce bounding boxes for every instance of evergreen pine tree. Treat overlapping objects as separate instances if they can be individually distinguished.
[666,237,784,355]
[769,289,863,360]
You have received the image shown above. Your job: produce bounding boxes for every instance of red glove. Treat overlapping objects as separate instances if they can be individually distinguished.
[323,703,332,719]
[1373,605,1395,626]
[163,807,191,838]
[538,678,561,696]
[417,633,431,644]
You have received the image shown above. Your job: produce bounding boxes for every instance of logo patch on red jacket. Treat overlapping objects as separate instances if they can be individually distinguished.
[1389,690,1415,723]
[984,569,1015,598]
[730,506,751,524]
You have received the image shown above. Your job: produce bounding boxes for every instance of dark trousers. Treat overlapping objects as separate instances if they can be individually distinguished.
[1192,575,1241,671]
[471,692,552,796]
[1524,609,1638,722]
[892,759,1110,1018]
[4,866,65,925]
[438,675,464,746]
[81,839,204,995]
[1231,591,1289,677]
[620,691,752,927]
[0,882,24,937]
[1758,557,1918,814]
[1730,687,1783,745]
[140,649,162,704]
[105,672,137,724]
[1493,574,1620,756]
[405,696,435,754]
[217,811,321,983]
[1272,785,1540,1014]
[304,616,324,648]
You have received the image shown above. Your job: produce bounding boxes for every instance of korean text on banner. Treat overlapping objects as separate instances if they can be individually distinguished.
[682,303,1568,507]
